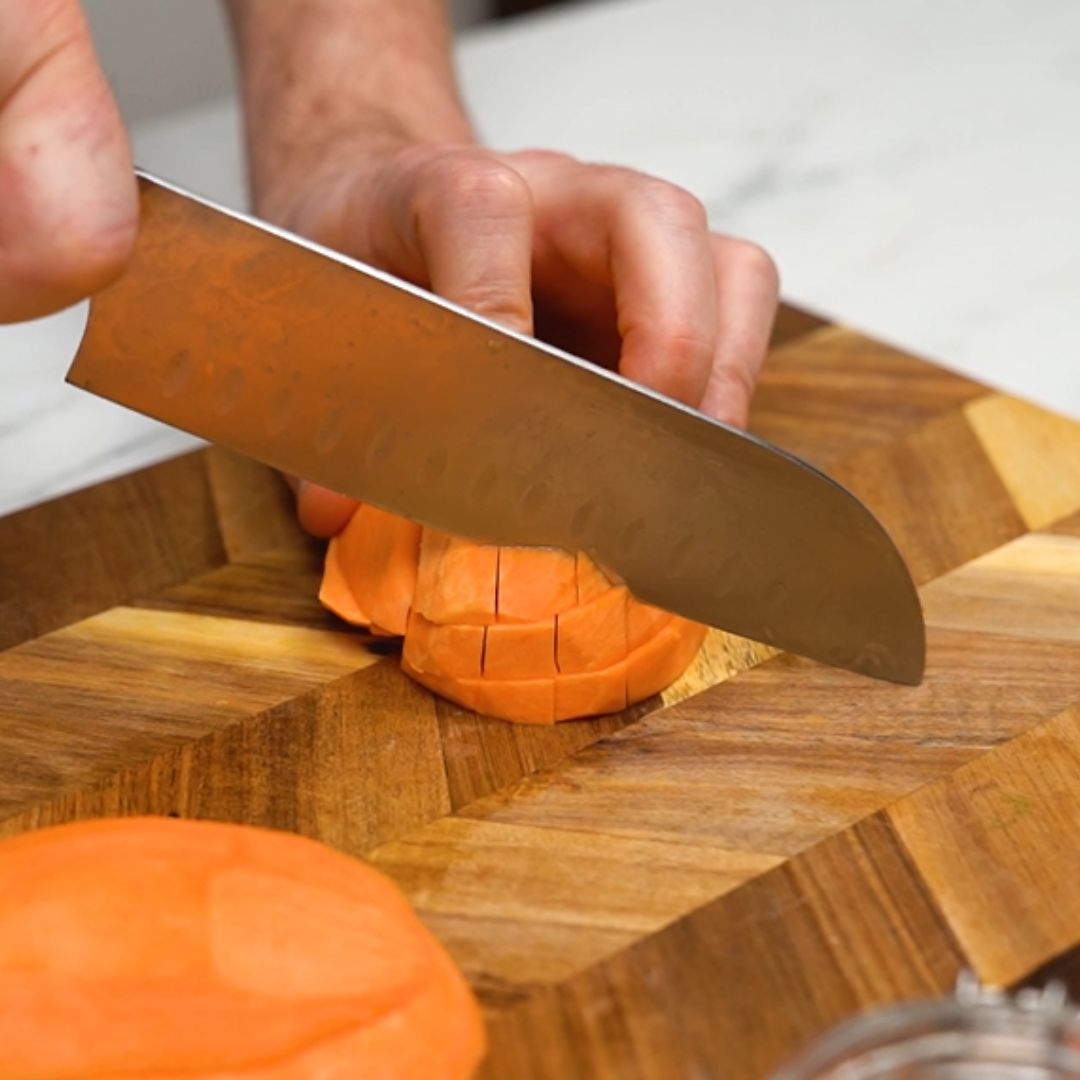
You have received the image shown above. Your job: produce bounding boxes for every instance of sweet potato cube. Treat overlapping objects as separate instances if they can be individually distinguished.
[329,504,420,634]
[319,540,371,626]
[556,586,628,674]
[403,660,556,724]
[483,620,557,679]
[497,547,577,622]
[626,598,673,650]
[403,612,485,678]
[414,529,498,624]
[554,662,629,721]
[626,619,708,703]
[575,552,614,603]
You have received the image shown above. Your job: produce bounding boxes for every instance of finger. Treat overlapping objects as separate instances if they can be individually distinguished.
[515,157,719,407]
[368,146,536,335]
[296,480,358,538]
[0,0,137,322]
[699,236,780,427]
[608,179,718,406]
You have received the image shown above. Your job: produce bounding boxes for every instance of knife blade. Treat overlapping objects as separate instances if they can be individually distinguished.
[67,172,925,685]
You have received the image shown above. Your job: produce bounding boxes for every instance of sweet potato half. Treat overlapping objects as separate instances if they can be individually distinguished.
[0,817,485,1079]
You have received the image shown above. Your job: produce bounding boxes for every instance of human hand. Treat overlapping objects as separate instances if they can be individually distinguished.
[256,141,779,537]
[0,0,136,323]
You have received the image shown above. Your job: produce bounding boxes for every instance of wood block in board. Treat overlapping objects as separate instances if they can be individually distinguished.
[483,702,1080,1078]
[134,557,339,630]
[751,326,987,469]
[203,447,319,563]
[920,531,1080,644]
[828,406,1026,585]
[1047,508,1080,539]
[0,658,451,852]
[768,302,831,347]
[0,607,374,817]
[358,529,1080,996]
[0,452,225,651]
[481,813,965,1080]
[965,393,1080,530]
[890,703,1080,988]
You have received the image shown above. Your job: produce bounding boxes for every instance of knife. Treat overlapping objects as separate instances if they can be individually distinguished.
[67,172,925,685]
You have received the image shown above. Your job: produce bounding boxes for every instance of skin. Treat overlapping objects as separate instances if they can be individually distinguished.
[2,0,780,535]
[0,0,137,322]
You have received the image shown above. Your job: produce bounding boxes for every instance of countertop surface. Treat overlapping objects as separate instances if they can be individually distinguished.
[3,0,1079,517]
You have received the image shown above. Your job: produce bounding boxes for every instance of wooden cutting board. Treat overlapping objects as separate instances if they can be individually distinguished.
[3,305,1080,1078]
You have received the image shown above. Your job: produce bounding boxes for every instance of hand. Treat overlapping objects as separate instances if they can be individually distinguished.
[257,141,780,537]
[0,0,137,323]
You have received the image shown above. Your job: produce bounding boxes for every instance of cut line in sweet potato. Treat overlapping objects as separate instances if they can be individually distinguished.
[321,507,707,725]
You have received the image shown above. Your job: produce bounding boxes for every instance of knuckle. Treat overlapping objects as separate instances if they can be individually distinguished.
[461,279,529,316]
[509,148,577,170]
[728,237,781,290]
[663,325,715,368]
[637,178,708,227]
[427,151,532,216]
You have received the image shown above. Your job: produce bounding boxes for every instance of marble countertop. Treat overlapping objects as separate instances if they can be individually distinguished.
[3,0,1078,518]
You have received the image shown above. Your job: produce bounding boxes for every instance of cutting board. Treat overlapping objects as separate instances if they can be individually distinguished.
[3,306,1080,1078]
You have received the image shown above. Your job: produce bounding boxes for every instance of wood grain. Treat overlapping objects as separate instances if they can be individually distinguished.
[965,393,1080,530]
[366,534,1080,992]
[828,407,1027,585]
[483,702,1080,1078]
[0,453,224,651]
[768,302,830,347]
[750,325,987,470]
[890,703,1080,988]
[0,606,373,816]
[3,314,1080,1078]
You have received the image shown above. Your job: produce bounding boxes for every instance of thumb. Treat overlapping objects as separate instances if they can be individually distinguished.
[0,0,137,323]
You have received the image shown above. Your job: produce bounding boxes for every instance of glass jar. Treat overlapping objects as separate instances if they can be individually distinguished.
[773,974,1080,1079]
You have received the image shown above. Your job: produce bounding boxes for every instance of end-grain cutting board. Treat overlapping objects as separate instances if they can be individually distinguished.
[3,306,1080,1078]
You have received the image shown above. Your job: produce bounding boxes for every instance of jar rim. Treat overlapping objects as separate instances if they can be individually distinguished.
[773,990,1080,1079]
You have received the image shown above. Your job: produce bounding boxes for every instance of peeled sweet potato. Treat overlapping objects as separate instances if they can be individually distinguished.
[0,817,485,1079]
[320,505,706,724]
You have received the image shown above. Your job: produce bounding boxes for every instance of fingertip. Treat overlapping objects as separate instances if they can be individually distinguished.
[297,482,359,538]
[0,187,137,323]
[699,358,756,429]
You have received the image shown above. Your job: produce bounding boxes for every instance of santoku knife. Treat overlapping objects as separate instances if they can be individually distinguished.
[67,172,925,685]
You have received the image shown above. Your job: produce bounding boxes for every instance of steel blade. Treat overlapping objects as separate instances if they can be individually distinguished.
[67,173,925,684]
